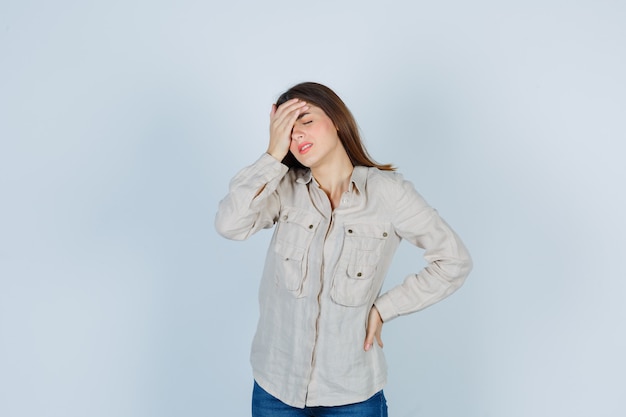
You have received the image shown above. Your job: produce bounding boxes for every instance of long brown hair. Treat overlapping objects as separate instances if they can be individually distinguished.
[276,82,395,171]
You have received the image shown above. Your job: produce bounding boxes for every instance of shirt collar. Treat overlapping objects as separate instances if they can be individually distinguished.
[295,166,368,194]
[350,166,367,193]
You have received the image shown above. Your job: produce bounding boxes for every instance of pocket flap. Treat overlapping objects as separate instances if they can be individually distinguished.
[347,263,377,279]
[278,206,321,232]
[344,223,390,239]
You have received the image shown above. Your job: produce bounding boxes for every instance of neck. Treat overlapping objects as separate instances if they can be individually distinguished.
[311,154,354,209]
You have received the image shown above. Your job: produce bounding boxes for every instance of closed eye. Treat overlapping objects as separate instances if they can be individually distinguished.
[297,112,313,125]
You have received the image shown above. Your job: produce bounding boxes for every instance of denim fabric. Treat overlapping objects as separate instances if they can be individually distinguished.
[252,381,388,417]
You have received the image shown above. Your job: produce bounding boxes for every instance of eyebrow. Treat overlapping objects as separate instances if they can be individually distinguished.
[296,112,310,120]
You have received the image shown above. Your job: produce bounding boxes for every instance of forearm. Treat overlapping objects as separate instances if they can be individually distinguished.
[215,153,288,240]
[375,179,473,322]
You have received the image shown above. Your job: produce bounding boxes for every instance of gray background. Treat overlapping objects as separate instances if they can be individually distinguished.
[1,1,624,416]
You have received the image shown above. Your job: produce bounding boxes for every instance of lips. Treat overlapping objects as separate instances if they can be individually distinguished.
[298,142,313,154]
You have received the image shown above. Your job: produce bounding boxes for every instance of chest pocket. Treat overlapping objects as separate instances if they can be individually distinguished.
[273,206,322,296]
[331,223,390,307]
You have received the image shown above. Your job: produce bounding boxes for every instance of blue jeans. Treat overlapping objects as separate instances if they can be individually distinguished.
[252,381,388,417]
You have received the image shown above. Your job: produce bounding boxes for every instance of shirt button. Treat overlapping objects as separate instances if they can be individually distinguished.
[282,215,288,221]
[382,232,388,237]
[347,229,353,234]
[357,272,362,277]
[309,224,314,229]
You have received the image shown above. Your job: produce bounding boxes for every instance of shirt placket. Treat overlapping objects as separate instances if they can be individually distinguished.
[304,183,356,404]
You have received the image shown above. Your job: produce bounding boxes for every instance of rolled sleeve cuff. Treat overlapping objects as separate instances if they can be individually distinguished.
[256,152,289,178]
[244,153,288,208]
[374,293,400,323]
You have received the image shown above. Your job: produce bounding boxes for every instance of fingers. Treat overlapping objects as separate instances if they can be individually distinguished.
[275,97,307,114]
[364,325,383,351]
[364,306,384,351]
[267,98,309,161]
[271,99,308,132]
[364,331,375,352]
[372,324,383,348]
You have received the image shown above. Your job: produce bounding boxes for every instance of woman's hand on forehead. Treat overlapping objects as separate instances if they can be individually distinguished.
[267,98,309,161]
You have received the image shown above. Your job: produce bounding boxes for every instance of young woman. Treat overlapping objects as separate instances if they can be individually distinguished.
[215,82,472,417]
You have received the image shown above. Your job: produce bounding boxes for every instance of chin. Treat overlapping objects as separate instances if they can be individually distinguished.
[294,156,313,168]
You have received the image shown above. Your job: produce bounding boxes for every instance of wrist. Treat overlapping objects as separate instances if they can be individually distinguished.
[266,149,286,162]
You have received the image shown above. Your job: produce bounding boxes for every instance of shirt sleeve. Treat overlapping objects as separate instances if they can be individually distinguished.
[374,174,473,322]
[215,153,288,241]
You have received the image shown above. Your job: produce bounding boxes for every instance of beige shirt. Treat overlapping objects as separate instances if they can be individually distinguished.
[215,153,472,408]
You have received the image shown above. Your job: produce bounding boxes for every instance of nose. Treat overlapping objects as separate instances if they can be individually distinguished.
[291,127,304,142]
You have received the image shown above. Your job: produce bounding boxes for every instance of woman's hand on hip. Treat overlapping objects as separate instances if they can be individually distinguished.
[267,98,308,161]
[364,305,384,351]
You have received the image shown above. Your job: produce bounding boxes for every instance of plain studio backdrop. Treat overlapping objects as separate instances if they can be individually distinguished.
[1,1,624,416]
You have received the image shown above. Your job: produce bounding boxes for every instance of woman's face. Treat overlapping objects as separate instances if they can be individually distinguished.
[289,104,345,169]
